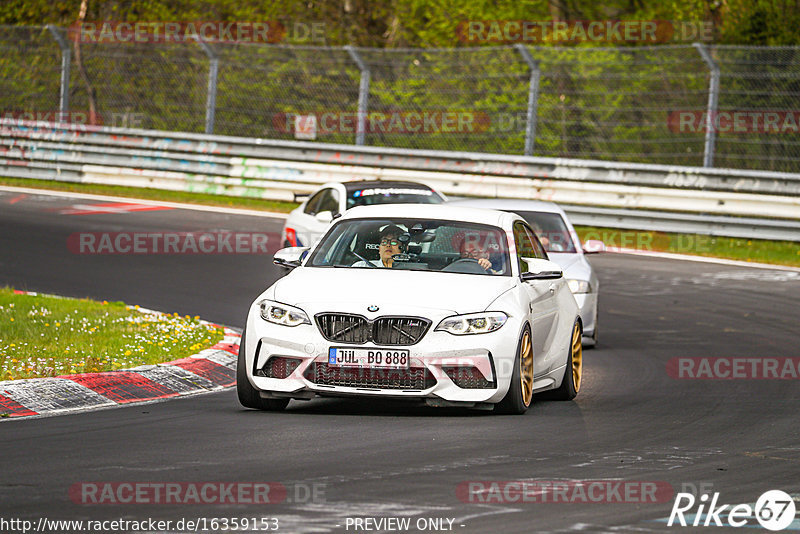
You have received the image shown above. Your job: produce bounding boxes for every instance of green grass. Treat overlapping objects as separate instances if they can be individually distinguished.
[0,287,225,381]
[3,176,799,267]
[0,176,299,213]
[575,226,800,267]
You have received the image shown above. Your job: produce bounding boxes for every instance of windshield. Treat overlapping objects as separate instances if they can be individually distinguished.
[346,187,443,209]
[307,218,511,276]
[515,211,577,253]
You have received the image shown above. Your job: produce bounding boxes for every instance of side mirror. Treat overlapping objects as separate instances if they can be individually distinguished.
[520,258,563,281]
[273,247,310,270]
[582,239,606,254]
[315,211,334,224]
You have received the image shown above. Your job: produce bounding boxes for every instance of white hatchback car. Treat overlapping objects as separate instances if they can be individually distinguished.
[449,198,601,346]
[239,204,583,414]
[281,180,446,248]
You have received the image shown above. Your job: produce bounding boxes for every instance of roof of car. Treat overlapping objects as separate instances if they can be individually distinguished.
[447,197,566,216]
[341,180,436,194]
[339,203,513,227]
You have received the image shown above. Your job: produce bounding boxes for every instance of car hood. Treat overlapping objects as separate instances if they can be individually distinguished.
[272,267,517,315]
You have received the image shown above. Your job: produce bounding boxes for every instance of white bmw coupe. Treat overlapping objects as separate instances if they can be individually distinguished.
[238,204,583,414]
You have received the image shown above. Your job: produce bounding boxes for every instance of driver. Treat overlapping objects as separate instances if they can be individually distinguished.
[352,225,404,268]
[529,221,552,250]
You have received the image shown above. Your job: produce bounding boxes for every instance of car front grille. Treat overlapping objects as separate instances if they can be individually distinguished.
[304,363,436,390]
[315,313,430,346]
[315,313,371,343]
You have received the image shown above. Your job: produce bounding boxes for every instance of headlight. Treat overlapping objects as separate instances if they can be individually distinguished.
[567,279,591,294]
[435,312,507,335]
[259,300,311,327]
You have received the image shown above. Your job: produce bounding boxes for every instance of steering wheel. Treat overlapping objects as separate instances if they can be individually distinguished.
[441,258,489,274]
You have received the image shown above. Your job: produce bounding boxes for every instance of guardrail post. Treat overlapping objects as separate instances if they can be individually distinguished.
[345,45,370,146]
[195,38,219,135]
[515,44,541,157]
[47,25,71,120]
[694,43,720,168]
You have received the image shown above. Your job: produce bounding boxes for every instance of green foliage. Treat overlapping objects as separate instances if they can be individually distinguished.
[2,2,800,170]
[2,0,800,46]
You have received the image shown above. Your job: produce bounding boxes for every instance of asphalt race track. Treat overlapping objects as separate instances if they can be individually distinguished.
[1,188,799,533]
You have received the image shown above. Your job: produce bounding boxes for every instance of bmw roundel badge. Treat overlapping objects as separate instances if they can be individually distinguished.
[367,305,379,312]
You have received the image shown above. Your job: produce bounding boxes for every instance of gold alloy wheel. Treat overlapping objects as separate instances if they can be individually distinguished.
[520,329,534,406]
[571,323,583,392]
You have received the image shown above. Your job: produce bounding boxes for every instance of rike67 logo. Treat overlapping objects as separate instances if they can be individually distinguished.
[668,490,797,531]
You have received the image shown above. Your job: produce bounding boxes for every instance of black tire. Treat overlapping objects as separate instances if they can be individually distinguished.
[495,324,534,415]
[550,320,582,401]
[236,329,290,411]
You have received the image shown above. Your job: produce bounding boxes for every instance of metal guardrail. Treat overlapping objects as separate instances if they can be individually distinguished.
[561,205,800,242]
[2,119,799,241]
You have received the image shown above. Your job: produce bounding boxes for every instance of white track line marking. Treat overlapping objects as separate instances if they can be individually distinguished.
[0,185,289,219]
[609,247,800,272]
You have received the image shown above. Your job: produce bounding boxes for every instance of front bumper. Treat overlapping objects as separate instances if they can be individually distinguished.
[243,310,523,405]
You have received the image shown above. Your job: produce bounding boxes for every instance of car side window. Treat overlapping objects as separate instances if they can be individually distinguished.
[303,190,325,215]
[514,222,547,274]
[523,225,548,260]
[316,188,340,215]
[513,222,533,273]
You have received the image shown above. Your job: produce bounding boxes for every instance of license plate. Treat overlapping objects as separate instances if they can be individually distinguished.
[328,347,410,369]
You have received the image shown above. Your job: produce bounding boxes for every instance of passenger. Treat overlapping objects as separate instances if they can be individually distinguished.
[353,225,404,268]
[460,239,501,274]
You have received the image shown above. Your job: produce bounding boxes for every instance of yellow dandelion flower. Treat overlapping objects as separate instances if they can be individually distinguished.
[124,350,132,356]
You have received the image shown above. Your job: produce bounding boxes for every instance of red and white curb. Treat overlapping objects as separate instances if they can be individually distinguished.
[0,292,241,420]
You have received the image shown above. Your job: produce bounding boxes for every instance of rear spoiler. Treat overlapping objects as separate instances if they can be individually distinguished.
[293,192,311,203]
